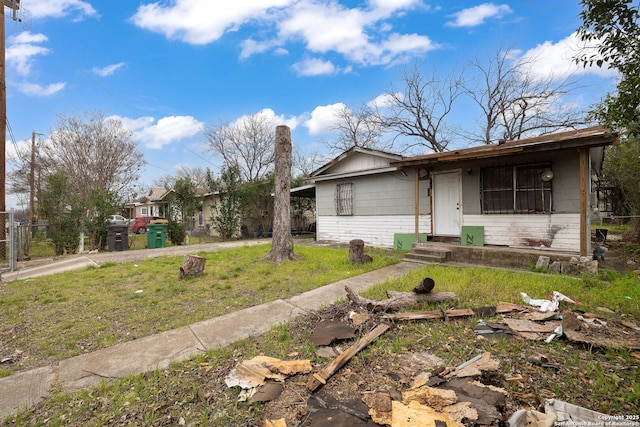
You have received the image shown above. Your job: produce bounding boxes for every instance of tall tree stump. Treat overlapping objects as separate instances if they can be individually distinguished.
[180,254,206,278]
[264,125,296,264]
[348,239,372,264]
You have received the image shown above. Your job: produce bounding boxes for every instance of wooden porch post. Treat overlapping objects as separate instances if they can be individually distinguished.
[579,148,588,256]
[414,169,420,242]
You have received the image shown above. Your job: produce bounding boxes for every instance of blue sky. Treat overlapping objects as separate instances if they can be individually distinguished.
[4,0,617,208]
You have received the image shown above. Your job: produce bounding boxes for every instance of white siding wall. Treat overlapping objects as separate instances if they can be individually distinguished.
[317,215,432,248]
[316,173,429,217]
[463,214,580,251]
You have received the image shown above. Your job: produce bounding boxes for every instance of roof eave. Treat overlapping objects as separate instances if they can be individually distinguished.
[309,166,399,182]
[392,134,619,168]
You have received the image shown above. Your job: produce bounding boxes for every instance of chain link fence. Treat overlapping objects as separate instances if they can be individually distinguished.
[0,211,17,273]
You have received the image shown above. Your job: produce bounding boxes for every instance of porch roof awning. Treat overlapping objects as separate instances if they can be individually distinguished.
[290,184,316,198]
[391,126,619,168]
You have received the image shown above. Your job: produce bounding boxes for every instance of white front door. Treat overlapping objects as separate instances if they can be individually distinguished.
[433,171,462,236]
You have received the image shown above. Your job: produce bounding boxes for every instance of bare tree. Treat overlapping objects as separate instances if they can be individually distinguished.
[40,111,145,202]
[153,165,210,189]
[203,111,275,182]
[292,146,323,179]
[463,47,588,144]
[379,66,464,153]
[33,111,145,250]
[264,125,296,264]
[324,103,390,153]
[8,134,47,216]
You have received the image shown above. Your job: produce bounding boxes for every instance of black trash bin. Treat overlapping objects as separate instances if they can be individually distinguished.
[108,224,129,252]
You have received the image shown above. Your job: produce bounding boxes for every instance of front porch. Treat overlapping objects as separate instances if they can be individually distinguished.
[404,241,581,270]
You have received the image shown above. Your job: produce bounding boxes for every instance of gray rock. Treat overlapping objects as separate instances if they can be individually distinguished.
[535,256,551,270]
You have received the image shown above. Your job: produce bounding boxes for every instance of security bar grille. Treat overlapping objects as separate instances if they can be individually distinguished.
[481,162,552,214]
[335,183,353,216]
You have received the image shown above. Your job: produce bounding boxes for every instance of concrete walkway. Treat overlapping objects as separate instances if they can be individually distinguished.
[0,241,423,419]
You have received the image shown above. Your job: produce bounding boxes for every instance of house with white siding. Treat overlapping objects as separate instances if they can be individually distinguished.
[307,126,618,256]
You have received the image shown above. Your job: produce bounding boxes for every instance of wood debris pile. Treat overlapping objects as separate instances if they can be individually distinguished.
[224,278,639,426]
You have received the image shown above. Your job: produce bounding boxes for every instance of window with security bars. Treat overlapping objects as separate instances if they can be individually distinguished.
[335,183,353,216]
[481,163,552,214]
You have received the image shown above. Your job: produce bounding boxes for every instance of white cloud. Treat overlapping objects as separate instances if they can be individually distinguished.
[446,3,512,28]
[115,115,203,150]
[516,32,619,81]
[278,1,436,66]
[130,0,294,45]
[368,92,399,109]
[6,32,50,76]
[369,0,424,11]
[292,58,338,76]
[240,38,281,60]
[131,0,436,68]
[304,103,345,135]
[92,62,126,77]
[17,82,66,96]
[25,0,98,20]
[114,116,155,132]
[232,108,301,131]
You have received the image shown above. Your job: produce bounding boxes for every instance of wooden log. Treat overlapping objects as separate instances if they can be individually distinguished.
[345,285,456,312]
[306,323,390,391]
[180,254,206,278]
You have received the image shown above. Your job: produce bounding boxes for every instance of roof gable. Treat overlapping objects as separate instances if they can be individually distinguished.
[310,147,402,178]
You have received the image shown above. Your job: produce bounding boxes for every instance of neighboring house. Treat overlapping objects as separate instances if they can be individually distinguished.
[191,190,221,236]
[308,127,618,255]
[128,187,170,218]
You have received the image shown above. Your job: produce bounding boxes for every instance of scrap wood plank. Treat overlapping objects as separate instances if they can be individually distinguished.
[384,303,521,321]
[306,323,391,391]
[345,285,456,312]
[502,318,560,341]
[391,400,465,427]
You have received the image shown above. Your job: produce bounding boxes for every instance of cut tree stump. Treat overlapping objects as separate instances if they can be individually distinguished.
[348,239,372,264]
[180,254,206,278]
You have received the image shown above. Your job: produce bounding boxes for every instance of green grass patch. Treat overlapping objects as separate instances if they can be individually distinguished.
[0,243,397,374]
[362,264,640,317]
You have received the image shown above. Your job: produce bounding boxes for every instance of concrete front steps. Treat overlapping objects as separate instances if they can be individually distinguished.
[403,243,452,264]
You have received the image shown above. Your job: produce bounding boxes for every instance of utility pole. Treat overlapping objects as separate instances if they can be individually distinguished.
[1,2,7,259]
[2,1,21,216]
[1,1,21,260]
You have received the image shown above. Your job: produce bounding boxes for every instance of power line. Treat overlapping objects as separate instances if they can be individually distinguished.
[6,118,26,162]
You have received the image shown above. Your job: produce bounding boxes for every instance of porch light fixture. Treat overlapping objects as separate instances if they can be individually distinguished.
[541,169,554,182]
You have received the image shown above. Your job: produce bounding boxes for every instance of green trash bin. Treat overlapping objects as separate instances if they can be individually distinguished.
[147,223,167,249]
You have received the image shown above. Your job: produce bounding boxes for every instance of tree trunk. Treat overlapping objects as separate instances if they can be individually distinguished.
[348,239,372,264]
[264,126,296,264]
[180,254,206,278]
